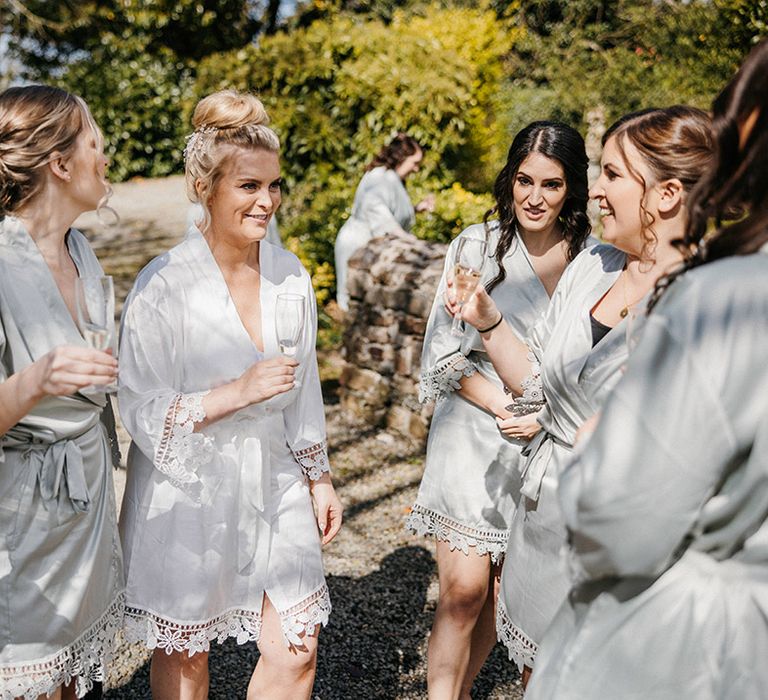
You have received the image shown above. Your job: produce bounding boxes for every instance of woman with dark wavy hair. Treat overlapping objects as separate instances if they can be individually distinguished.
[334,132,434,310]
[407,121,591,698]
[525,40,768,700]
[459,106,713,687]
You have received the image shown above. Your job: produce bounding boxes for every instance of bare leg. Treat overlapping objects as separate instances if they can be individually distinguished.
[427,541,492,700]
[459,562,502,699]
[150,649,210,700]
[248,595,318,700]
[522,665,533,689]
[34,690,61,700]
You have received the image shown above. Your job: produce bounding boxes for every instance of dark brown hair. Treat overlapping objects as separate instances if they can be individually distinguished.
[483,121,591,294]
[366,132,422,171]
[650,40,768,309]
[604,106,713,264]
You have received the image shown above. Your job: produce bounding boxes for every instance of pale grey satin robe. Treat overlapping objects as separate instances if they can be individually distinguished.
[334,166,415,310]
[0,217,124,700]
[497,244,628,669]
[406,223,550,561]
[528,247,768,700]
[118,228,331,654]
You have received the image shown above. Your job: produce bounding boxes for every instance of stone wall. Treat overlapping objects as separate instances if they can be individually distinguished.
[339,234,447,443]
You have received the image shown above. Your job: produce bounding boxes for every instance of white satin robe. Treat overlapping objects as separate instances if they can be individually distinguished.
[0,217,124,700]
[334,166,415,310]
[406,223,549,562]
[118,228,331,654]
[496,244,629,669]
[528,247,768,699]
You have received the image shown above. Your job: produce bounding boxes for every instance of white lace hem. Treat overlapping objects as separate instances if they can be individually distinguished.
[506,350,545,416]
[279,584,332,647]
[154,391,214,492]
[292,441,331,481]
[0,592,124,700]
[123,605,262,656]
[496,599,537,672]
[419,352,477,404]
[123,585,331,655]
[405,503,507,564]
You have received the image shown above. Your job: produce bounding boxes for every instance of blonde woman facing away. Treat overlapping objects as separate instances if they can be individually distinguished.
[0,86,123,699]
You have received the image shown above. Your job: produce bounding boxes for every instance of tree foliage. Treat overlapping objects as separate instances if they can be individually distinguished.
[1,0,764,304]
[195,5,513,300]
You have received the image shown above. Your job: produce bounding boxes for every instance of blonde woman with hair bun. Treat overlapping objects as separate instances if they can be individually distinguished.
[0,85,123,699]
[118,89,342,699]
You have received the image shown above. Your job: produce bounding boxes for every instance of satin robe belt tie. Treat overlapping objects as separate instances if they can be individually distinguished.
[519,429,569,502]
[232,412,282,573]
[4,428,97,518]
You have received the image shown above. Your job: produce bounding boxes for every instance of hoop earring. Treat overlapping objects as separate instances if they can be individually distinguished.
[96,185,120,227]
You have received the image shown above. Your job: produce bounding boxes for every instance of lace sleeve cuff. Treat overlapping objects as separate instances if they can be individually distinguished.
[419,352,477,404]
[293,441,331,481]
[154,391,214,490]
[505,350,545,416]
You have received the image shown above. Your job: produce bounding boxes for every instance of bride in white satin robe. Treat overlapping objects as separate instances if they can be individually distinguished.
[117,91,342,700]
[119,230,333,650]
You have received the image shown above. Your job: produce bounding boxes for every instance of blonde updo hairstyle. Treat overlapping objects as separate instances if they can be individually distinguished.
[0,85,100,216]
[184,90,280,229]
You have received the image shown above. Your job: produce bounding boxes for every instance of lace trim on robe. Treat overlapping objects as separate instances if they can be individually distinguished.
[405,503,507,564]
[496,598,538,672]
[292,441,331,481]
[123,606,262,657]
[154,391,213,491]
[419,352,477,404]
[279,584,332,648]
[505,350,545,416]
[0,592,124,700]
[123,584,331,655]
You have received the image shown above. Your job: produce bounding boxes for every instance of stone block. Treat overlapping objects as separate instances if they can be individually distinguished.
[340,392,387,426]
[387,405,429,442]
[401,315,427,335]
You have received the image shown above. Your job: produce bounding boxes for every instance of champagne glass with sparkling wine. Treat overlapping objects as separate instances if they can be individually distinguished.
[450,236,487,336]
[75,275,116,391]
[275,293,305,358]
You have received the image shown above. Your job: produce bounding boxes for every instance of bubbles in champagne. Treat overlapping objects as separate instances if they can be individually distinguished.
[453,264,482,304]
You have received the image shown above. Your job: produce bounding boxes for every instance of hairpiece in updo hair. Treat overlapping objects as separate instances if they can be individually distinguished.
[183,125,218,164]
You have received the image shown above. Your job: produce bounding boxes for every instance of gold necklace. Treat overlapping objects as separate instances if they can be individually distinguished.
[620,271,647,318]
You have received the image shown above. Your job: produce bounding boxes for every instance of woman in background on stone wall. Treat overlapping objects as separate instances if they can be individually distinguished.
[406,122,591,699]
[526,39,768,700]
[118,90,342,700]
[459,106,713,689]
[334,132,435,311]
[0,85,123,699]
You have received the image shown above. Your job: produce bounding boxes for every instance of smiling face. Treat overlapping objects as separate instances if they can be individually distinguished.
[590,134,657,256]
[65,121,110,213]
[512,152,568,237]
[205,147,282,247]
[394,148,423,180]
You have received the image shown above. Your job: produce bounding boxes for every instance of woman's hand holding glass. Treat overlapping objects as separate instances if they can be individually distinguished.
[236,356,298,406]
[445,278,501,333]
[25,345,119,399]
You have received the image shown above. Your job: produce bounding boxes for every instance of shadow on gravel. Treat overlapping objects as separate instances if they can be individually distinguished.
[315,545,434,699]
[106,546,436,700]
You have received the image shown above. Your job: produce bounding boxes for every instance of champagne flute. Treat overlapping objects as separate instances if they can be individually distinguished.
[275,293,305,358]
[450,236,487,336]
[75,275,116,391]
